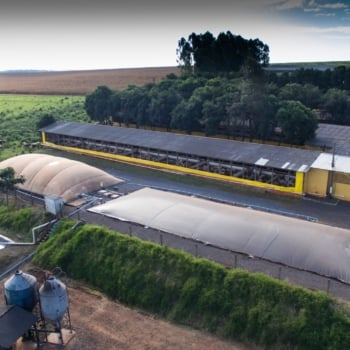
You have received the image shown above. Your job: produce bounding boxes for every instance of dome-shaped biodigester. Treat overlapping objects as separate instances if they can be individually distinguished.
[4,270,38,311]
[39,277,68,323]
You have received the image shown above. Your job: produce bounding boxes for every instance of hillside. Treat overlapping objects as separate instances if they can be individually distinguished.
[0,66,180,95]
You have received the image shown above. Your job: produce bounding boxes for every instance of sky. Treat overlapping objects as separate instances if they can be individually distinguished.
[1,0,350,71]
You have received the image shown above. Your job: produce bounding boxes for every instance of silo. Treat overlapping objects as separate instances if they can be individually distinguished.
[39,276,68,324]
[4,270,38,311]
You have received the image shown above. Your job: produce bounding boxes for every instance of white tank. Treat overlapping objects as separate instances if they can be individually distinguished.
[39,276,68,323]
[4,270,38,311]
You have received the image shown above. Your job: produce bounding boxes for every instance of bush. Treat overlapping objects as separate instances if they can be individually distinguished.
[33,219,350,349]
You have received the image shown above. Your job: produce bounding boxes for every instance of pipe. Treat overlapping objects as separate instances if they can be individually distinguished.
[0,219,57,246]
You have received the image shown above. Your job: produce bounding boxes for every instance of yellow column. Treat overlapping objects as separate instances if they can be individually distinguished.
[294,172,304,194]
[41,132,46,143]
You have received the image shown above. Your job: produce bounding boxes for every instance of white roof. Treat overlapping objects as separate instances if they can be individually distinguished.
[311,153,350,172]
[89,187,350,283]
[0,154,122,202]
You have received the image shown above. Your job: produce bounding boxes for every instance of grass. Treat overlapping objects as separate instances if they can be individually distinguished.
[0,94,88,159]
[33,219,350,349]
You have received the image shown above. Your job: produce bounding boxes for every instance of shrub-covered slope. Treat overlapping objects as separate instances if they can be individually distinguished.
[33,219,350,349]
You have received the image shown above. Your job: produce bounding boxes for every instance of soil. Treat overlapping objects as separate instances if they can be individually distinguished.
[65,280,255,350]
[0,67,180,95]
[0,262,257,350]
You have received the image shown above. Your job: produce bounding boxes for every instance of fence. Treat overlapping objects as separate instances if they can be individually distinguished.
[74,209,350,301]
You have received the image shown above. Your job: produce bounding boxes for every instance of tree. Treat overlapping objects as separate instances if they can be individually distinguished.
[276,101,318,145]
[84,85,113,123]
[322,88,350,125]
[0,167,25,206]
[170,98,201,134]
[147,88,181,130]
[226,79,277,142]
[36,114,56,129]
[279,83,322,110]
[177,31,269,75]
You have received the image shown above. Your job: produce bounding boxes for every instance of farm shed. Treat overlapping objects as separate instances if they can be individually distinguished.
[40,121,321,196]
[0,153,122,203]
[89,187,350,284]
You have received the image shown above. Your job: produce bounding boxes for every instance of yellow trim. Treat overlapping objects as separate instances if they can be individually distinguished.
[41,131,46,143]
[42,140,304,195]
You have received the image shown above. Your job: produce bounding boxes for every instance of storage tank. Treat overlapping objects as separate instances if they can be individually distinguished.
[4,270,38,311]
[39,276,68,323]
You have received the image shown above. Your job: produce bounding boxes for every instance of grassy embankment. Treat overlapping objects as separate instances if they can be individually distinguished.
[0,205,52,271]
[33,219,350,350]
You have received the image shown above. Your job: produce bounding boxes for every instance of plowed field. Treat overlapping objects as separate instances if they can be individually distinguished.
[0,67,180,95]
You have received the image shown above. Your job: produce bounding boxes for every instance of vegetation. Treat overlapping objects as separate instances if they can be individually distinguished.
[0,94,89,159]
[0,167,25,206]
[85,75,318,145]
[33,219,350,350]
[0,205,49,241]
[84,61,350,146]
[177,31,269,75]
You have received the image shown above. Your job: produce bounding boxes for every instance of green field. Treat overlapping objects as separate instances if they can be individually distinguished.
[0,94,89,159]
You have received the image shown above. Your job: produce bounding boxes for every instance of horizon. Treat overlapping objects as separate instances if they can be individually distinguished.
[1,60,349,74]
[1,1,350,71]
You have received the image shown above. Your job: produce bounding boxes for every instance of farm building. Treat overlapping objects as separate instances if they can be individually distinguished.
[39,121,350,201]
[0,153,122,203]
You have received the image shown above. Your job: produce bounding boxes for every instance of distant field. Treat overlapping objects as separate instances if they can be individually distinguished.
[0,66,180,96]
[0,62,347,96]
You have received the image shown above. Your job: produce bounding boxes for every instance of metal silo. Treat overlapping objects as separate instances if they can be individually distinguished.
[4,270,38,311]
[39,276,68,324]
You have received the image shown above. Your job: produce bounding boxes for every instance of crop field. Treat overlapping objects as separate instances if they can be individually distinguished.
[0,66,180,95]
[0,94,88,159]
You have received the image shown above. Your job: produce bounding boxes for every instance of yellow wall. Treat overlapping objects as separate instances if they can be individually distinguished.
[41,137,305,196]
[333,172,350,201]
[333,183,350,201]
[304,168,328,197]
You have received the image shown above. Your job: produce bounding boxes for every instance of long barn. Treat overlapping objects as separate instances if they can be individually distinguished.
[39,121,350,201]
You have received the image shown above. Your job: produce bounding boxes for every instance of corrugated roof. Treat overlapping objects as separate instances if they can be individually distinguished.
[308,123,350,156]
[41,121,321,172]
[0,305,37,348]
[89,187,350,283]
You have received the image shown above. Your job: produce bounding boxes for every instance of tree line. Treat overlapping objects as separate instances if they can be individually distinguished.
[84,31,350,146]
[85,71,342,146]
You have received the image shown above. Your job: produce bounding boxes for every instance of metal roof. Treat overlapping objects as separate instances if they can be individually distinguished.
[308,123,350,156]
[0,305,37,348]
[89,187,350,283]
[41,121,321,172]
